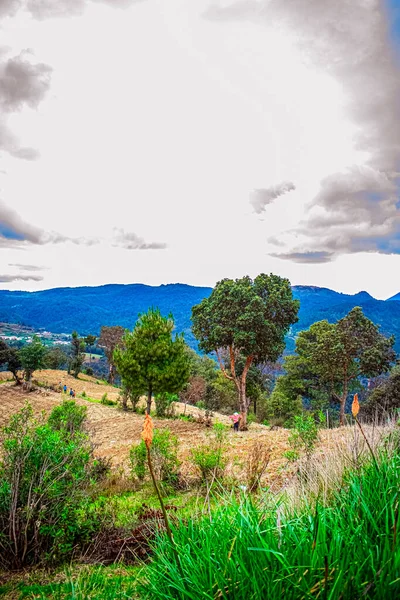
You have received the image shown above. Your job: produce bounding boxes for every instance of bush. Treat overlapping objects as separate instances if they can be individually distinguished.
[190,423,227,482]
[287,413,319,459]
[47,400,87,436]
[100,393,116,406]
[245,440,271,492]
[262,381,303,427]
[0,403,96,568]
[154,392,177,418]
[130,429,180,485]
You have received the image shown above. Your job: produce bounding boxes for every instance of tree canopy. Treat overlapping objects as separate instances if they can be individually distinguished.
[279,307,396,425]
[191,273,299,428]
[98,326,125,384]
[19,336,47,388]
[114,308,190,414]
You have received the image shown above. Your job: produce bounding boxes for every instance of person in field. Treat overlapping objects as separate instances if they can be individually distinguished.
[229,412,240,432]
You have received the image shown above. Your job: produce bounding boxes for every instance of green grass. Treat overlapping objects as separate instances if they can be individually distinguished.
[139,450,400,599]
[0,566,141,599]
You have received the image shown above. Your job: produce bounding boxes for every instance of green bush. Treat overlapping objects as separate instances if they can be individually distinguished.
[287,412,319,458]
[0,404,96,569]
[190,423,227,482]
[154,392,177,418]
[130,429,180,484]
[100,393,116,406]
[47,400,87,436]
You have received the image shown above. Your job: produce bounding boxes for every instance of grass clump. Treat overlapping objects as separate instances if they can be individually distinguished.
[140,449,400,599]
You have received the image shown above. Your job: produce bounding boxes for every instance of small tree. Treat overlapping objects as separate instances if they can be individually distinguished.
[68,332,86,378]
[44,346,69,370]
[98,326,125,385]
[192,274,299,429]
[84,334,97,363]
[0,339,22,385]
[19,336,47,390]
[114,308,190,414]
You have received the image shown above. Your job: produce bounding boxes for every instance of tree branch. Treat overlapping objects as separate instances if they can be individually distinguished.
[215,349,234,381]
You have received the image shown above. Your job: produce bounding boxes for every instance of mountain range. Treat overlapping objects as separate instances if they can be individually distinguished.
[1,283,400,352]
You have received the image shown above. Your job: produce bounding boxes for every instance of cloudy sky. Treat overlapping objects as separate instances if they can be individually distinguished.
[0,0,399,299]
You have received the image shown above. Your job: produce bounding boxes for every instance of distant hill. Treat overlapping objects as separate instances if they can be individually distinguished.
[1,283,400,352]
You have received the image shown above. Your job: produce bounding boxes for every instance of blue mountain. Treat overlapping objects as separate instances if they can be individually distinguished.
[0,283,399,352]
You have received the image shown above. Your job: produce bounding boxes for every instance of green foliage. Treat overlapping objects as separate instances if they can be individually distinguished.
[68,331,86,379]
[263,377,303,427]
[100,393,116,406]
[0,403,95,568]
[192,273,299,425]
[19,335,47,383]
[141,450,400,599]
[47,400,87,436]
[130,429,180,485]
[364,364,400,416]
[190,423,227,482]
[114,308,190,414]
[287,413,319,458]
[281,307,396,424]
[9,566,139,600]
[0,338,22,383]
[44,346,69,370]
[154,392,177,417]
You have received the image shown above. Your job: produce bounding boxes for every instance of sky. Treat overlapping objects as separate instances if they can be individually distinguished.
[0,0,399,299]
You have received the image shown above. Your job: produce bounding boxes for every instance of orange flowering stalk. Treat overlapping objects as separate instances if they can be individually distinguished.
[352,393,360,418]
[142,413,154,449]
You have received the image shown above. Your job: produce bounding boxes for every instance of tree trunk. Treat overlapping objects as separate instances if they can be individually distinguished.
[146,384,153,415]
[340,380,348,426]
[239,382,248,430]
[108,364,115,386]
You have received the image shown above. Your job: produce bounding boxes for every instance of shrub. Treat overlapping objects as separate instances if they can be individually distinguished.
[287,413,319,459]
[130,429,180,485]
[47,400,87,436]
[190,423,227,482]
[0,404,96,568]
[85,367,94,376]
[81,390,87,397]
[154,392,177,418]
[100,393,116,406]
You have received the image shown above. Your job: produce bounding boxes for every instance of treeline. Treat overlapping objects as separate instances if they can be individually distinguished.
[1,272,399,427]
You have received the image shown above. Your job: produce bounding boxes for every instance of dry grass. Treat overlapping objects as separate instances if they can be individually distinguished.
[0,370,395,491]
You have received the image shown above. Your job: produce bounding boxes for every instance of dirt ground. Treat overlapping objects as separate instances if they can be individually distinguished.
[0,370,385,490]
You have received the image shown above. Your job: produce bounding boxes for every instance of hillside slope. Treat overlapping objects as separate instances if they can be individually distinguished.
[1,283,400,351]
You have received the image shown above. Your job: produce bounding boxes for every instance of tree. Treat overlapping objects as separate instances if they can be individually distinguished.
[114,308,190,414]
[44,346,69,370]
[191,274,299,429]
[282,307,396,425]
[0,339,22,385]
[98,326,125,385]
[68,332,86,379]
[84,334,97,363]
[19,336,47,389]
[363,364,400,417]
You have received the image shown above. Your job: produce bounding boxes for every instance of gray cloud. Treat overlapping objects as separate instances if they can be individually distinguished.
[208,0,400,260]
[270,251,335,264]
[0,51,52,159]
[0,274,44,282]
[112,228,167,250]
[0,52,52,112]
[250,181,295,214]
[8,263,48,271]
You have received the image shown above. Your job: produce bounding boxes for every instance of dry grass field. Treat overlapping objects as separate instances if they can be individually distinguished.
[0,370,388,490]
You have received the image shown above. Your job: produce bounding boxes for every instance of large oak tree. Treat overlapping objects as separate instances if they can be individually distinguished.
[191,273,299,429]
